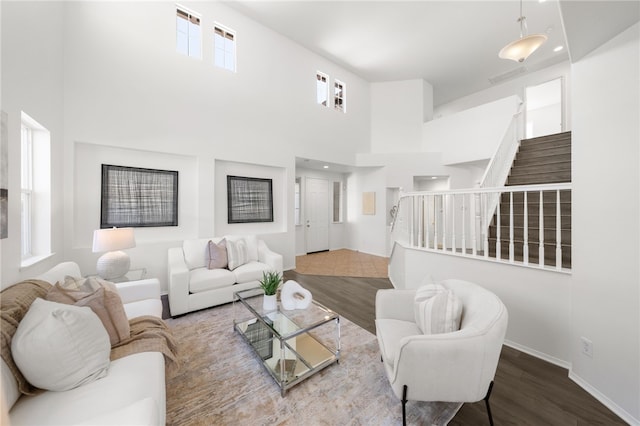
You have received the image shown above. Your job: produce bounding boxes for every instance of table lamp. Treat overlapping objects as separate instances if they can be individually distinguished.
[92,227,136,281]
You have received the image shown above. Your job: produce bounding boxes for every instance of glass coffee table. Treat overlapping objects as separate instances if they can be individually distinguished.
[233,287,341,396]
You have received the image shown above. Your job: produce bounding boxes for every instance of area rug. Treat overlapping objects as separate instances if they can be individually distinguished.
[165,304,461,425]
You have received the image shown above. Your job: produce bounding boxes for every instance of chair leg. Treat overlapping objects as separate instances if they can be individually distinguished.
[402,385,408,426]
[483,380,495,426]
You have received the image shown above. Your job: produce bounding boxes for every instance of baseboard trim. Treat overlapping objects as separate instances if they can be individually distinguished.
[503,340,571,369]
[568,371,640,426]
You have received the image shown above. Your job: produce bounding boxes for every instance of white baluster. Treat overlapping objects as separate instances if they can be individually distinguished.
[556,190,562,270]
[425,195,431,249]
[509,191,514,262]
[442,194,447,251]
[472,193,478,256]
[410,196,415,247]
[483,193,489,258]
[434,195,439,250]
[496,200,501,260]
[539,191,545,267]
[451,195,456,253]
[461,195,467,255]
[523,192,529,265]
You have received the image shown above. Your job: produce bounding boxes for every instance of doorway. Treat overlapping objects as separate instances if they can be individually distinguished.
[305,177,329,253]
[525,77,563,138]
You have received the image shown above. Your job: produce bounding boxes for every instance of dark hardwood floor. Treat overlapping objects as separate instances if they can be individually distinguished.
[284,270,626,426]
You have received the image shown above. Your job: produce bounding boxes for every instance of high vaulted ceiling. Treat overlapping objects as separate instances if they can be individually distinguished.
[227,0,639,107]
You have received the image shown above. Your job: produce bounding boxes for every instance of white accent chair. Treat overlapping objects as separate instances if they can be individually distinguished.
[375,279,508,425]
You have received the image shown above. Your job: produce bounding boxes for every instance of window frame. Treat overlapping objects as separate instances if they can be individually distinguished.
[332,181,343,223]
[176,5,202,59]
[316,71,329,107]
[213,23,237,72]
[334,79,346,113]
[20,124,33,258]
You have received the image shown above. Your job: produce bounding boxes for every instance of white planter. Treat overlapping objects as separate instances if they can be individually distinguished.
[263,294,277,311]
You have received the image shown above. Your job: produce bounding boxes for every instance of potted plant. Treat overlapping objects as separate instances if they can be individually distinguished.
[260,271,282,311]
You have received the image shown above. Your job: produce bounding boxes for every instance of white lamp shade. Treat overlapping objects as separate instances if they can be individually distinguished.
[92,227,136,253]
[499,34,548,62]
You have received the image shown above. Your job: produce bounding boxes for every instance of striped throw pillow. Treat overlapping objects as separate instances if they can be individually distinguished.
[415,290,462,334]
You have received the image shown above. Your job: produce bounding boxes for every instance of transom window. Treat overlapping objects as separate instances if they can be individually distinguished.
[176,6,201,59]
[334,80,346,113]
[214,25,236,72]
[316,72,329,107]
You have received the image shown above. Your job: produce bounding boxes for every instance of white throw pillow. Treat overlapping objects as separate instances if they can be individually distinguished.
[413,283,446,326]
[226,235,259,262]
[227,238,250,271]
[11,298,111,391]
[415,290,463,335]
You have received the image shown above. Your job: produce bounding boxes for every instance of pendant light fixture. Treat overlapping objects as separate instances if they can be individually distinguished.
[499,0,547,62]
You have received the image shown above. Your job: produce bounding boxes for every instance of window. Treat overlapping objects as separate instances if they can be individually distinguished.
[214,25,236,72]
[21,112,51,264]
[316,72,329,107]
[334,80,346,112]
[294,177,301,226]
[176,6,201,59]
[332,181,343,223]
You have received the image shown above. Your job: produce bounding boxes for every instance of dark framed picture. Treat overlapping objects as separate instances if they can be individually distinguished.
[227,175,273,224]
[101,164,178,228]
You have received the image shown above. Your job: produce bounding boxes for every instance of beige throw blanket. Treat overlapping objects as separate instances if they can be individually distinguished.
[1,279,179,396]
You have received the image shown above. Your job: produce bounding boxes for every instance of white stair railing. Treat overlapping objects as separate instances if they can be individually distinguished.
[391,183,571,272]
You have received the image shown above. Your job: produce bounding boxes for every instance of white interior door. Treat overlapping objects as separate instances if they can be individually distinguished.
[305,177,329,253]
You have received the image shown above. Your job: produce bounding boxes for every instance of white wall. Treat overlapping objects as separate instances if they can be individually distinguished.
[435,61,572,132]
[0,0,374,289]
[371,79,432,153]
[390,244,572,366]
[570,23,639,423]
[423,95,520,165]
[0,2,66,287]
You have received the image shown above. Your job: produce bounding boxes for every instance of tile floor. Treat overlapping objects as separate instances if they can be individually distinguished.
[294,249,388,278]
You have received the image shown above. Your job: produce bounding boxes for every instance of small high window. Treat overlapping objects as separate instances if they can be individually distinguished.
[334,80,346,113]
[176,6,201,59]
[332,181,343,223]
[316,72,329,107]
[214,25,236,72]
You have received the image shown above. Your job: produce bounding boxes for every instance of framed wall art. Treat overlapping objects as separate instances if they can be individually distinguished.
[227,175,273,223]
[101,164,178,228]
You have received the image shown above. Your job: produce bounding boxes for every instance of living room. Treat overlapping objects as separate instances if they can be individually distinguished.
[1,0,638,425]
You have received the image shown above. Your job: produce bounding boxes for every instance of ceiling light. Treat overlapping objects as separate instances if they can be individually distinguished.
[499,0,548,63]
[323,165,329,169]
[431,176,437,180]
[554,45,564,52]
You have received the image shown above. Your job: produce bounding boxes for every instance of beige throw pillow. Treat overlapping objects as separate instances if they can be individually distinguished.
[11,298,111,391]
[415,290,463,335]
[46,276,130,346]
[207,239,228,269]
[413,283,446,326]
[227,238,250,271]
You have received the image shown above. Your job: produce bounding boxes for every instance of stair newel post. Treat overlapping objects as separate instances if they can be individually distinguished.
[523,191,529,265]
[539,191,545,267]
[451,194,456,254]
[496,199,501,260]
[441,194,447,252]
[509,191,514,263]
[461,194,467,255]
[555,189,562,270]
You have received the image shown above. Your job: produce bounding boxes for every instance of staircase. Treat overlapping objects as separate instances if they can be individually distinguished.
[488,131,572,268]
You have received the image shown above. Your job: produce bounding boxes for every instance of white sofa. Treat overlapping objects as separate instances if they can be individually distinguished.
[168,235,283,316]
[375,279,508,425]
[2,261,166,425]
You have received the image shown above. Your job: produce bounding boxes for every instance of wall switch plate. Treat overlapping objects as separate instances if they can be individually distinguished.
[581,337,593,358]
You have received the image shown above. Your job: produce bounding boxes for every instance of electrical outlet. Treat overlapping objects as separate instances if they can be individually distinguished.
[581,337,593,358]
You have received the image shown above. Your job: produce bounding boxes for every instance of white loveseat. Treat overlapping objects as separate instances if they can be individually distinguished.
[168,235,283,316]
[2,261,167,425]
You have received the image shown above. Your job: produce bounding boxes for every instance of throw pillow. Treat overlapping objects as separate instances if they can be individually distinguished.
[207,239,228,269]
[11,298,111,391]
[413,283,446,326]
[227,238,250,271]
[415,290,463,335]
[46,276,130,346]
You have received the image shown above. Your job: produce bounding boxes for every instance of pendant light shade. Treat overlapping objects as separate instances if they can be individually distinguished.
[499,33,548,63]
[499,1,547,63]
